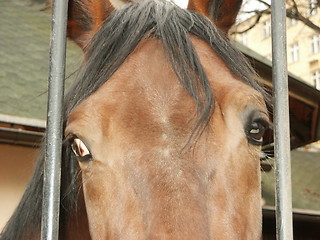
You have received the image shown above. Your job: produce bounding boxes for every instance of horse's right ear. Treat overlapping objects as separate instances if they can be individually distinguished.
[187,0,242,35]
[67,0,130,50]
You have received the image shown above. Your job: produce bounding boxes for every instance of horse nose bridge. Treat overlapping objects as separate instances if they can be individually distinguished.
[148,222,211,240]
[136,163,211,236]
[147,199,211,239]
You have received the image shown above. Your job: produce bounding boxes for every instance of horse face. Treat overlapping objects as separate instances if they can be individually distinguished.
[64,0,269,239]
[65,37,268,239]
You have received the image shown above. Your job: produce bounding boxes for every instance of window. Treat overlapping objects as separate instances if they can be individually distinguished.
[288,18,297,26]
[267,55,272,61]
[289,43,299,63]
[311,35,320,54]
[311,70,320,90]
[240,32,248,45]
[308,0,318,16]
[263,20,271,38]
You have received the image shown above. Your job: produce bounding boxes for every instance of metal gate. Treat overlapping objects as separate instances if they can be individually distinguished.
[41,0,294,239]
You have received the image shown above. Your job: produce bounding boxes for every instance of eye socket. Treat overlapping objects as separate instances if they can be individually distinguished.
[246,119,269,146]
[70,137,92,162]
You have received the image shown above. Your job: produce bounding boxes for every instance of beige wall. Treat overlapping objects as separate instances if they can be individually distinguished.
[232,5,320,88]
[0,144,38,231]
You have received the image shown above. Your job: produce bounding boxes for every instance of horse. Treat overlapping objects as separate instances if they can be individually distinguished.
[0,0,270,239]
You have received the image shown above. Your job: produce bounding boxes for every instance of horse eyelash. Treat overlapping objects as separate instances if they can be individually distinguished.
[63,134,78,146]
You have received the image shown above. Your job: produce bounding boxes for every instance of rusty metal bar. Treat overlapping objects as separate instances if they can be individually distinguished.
[41,0,69,239]
[271,0,293,239]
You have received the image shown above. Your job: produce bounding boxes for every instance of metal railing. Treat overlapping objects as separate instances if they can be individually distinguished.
[41,0,294,239]
[41,0,69,239]
[271,0,294,239]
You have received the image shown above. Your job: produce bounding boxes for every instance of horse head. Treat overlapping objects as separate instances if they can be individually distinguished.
[63,1,269,239]
[0,1,270,240]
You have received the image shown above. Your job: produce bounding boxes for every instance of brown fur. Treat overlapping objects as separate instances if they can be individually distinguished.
[67,0,115,48]
[65,38,267,239]
[67,0,243,49]
[188,0,242,34]
[64,0,266,239]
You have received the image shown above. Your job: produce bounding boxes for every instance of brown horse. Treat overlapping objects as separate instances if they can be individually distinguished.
[1,0,270,239]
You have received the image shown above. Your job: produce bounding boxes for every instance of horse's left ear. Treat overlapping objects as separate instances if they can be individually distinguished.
[67,0,130,49]
[187,0,242,34]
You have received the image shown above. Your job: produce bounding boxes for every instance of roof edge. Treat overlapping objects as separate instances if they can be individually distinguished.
[234,41,320,101]
[0,113,46,128]
[234,41,305,82]
[263,205,320,217]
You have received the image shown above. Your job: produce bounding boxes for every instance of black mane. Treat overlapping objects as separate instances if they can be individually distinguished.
[0,1,266,239]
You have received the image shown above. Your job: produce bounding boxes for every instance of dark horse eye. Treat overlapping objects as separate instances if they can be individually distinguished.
[70,138,92,162]
[246,120,268,146]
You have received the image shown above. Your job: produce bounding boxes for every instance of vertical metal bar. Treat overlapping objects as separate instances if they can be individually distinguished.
[41,0,69,239]
[271,0,293,239]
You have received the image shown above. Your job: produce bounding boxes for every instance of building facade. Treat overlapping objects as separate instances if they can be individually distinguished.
[232,0,320,90]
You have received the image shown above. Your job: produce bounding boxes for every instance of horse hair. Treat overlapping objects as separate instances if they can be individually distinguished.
[0,1,267,239]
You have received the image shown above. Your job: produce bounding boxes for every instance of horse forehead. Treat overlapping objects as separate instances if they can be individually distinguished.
[66,39,185,132]
[191,38,265,106]
[69,39,187,114]
[67,38,258,128]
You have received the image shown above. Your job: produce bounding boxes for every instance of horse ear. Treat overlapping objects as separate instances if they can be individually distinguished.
[67,0,130,49]
[187,0,242,34]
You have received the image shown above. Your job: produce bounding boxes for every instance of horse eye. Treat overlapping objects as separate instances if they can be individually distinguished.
[70,138,92,161]
[247,120,268,146]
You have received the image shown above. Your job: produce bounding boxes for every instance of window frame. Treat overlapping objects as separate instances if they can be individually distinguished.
[311,70,320,90]
[311,34,320,54]
[263,20,271,38]
[289,42,299,63]
[308,0,318,16]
